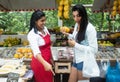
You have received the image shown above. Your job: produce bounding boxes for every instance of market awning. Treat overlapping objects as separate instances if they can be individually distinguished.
[0,0,57,11]
[92,0,114,13]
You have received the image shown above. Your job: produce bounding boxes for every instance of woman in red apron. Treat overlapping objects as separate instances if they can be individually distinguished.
[27,10,54,82]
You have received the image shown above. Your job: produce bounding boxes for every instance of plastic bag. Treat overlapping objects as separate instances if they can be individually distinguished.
[99,59,109,78]
[106,61,120,82]
[82,51,100,78]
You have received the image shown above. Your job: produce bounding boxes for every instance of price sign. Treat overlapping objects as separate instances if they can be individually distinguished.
[7,72,19,82]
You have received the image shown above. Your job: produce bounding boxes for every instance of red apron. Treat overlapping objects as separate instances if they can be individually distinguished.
[31,33,53,82]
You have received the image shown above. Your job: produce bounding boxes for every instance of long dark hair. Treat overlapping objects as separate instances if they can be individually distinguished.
[29,10,45,34]
[72,4,88,43]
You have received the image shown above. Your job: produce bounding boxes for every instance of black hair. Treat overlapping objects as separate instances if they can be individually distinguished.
[72,4,88,43]
[29,10,45,34]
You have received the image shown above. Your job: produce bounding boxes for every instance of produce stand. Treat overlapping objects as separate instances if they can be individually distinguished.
[0,0,120,82]
[0,0,58,81]
[92,0,120,81]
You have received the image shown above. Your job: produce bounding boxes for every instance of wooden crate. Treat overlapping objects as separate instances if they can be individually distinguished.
[55,62,71,73]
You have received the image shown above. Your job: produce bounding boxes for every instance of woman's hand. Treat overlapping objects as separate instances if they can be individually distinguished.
[60,28,69,36]
[68,39,76,47]
[43,61,55,75]
[36,54,55,75]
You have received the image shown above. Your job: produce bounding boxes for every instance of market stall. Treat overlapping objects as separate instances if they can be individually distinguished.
[91,0,120,82]
[0,0,120,82]
[0,0,57,82]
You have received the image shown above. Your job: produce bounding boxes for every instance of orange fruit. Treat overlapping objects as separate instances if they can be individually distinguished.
[19,54,23,58]
[29,54,33,59]
[24,53,29,58]
[14,54,19,58]
[27,49,32,53]
[16,48,22,53]
[21,48,27,53]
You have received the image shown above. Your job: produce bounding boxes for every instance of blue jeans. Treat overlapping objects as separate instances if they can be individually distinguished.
[72,62,83,71]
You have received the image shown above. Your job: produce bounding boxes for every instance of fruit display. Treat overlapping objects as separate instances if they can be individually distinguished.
[98,41,114,47]
[2,36,21,47]
[107,32,120,39]
[96,46,120,60]
[0,35,30,47]
[57,0,72,19]
[111,0,120,16]
[13,47,33,59]
[22,40,29,46]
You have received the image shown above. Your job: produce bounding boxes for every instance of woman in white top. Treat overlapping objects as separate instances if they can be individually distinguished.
[61,4,99,82]
[27,10,54,82]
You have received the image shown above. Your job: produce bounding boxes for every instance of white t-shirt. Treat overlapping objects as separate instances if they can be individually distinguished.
[27,26,50,57]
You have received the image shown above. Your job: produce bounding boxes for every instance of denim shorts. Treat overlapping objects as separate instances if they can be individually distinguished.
[72,62,83,71]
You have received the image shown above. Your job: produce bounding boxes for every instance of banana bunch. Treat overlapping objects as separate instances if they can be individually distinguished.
[57,0,72,19]
[111,0,120,16]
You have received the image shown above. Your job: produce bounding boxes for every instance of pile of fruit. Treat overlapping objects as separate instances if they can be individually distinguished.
[2,36,21,47]
[0,36,30,47]
[98,41,114,47]
[60,26,70,33]
[57,0,72,19]
[14,48,33,59]
[22,40,29,46]
[111,0,120,16]
[107,32,120,39]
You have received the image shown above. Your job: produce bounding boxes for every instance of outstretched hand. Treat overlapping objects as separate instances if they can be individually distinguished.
[68,39,76,47]
[60,30,69,36]
[43,61,55,76]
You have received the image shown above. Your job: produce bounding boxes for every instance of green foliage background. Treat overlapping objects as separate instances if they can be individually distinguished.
[0,0,120,33]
